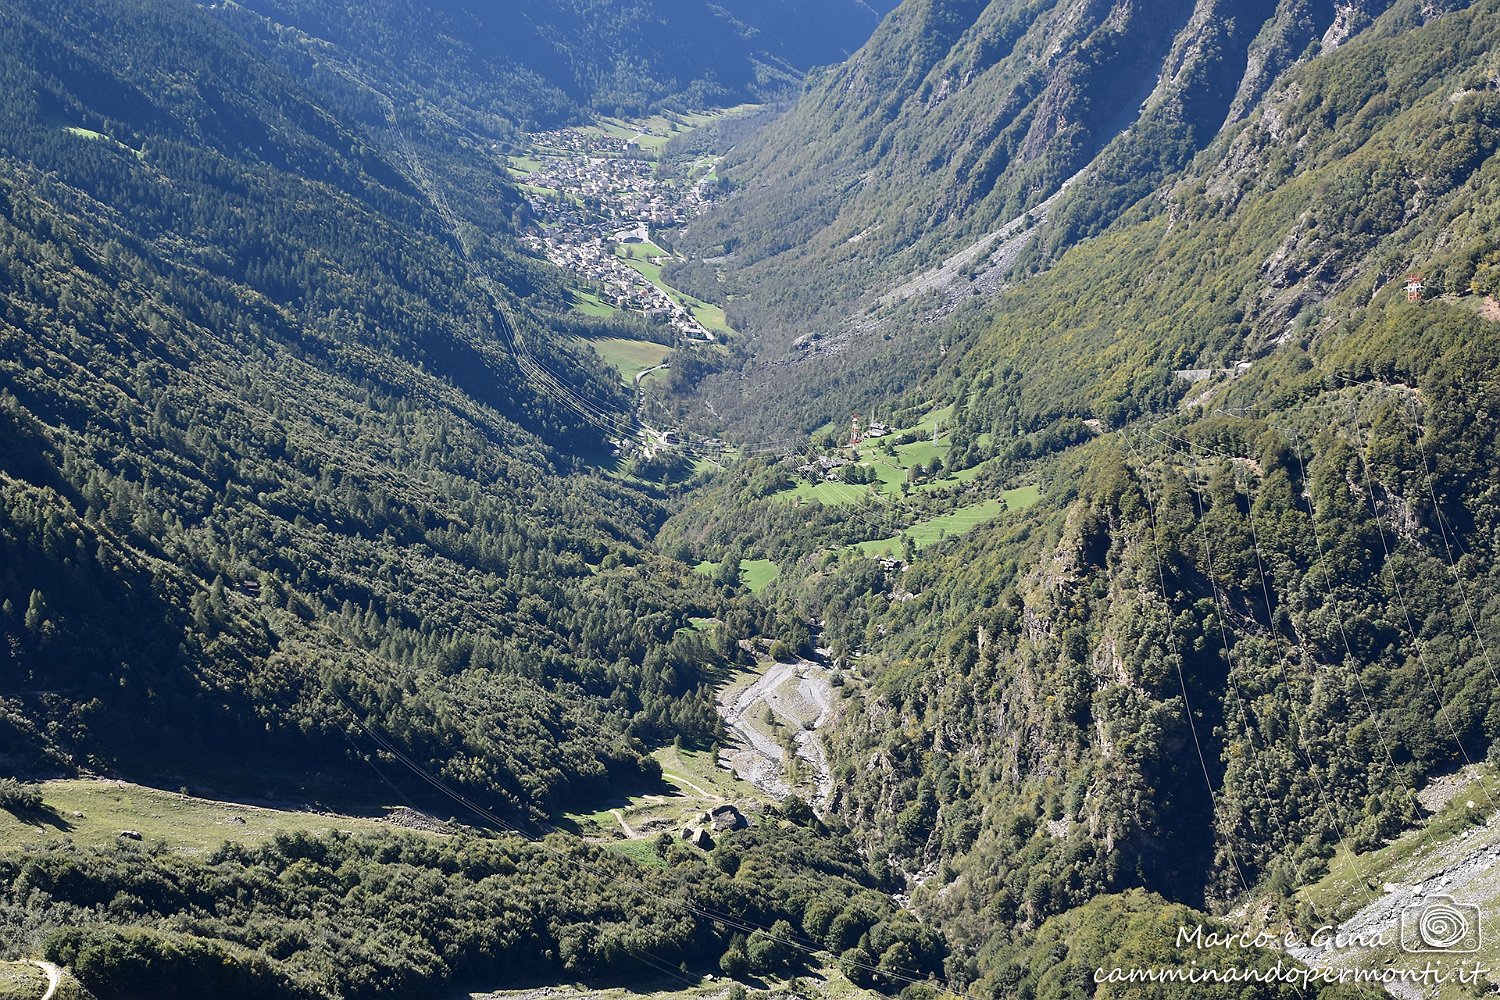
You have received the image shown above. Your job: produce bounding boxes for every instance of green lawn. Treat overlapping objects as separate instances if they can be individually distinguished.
[616,242,668,284]
[693,558,779,592]
[777,479,873,505]
[854,499,1006,556]
[569,289,619,318]
[690,456,723,475]
[740,559,780,592]
[654,745,748,801]
[914,404,955,433]
[894,437,950,467]
[602,838,667,867]
[578,336,670,385]
[1002,482,1042,510]
[0,778,431,853]
[554,744,769,866]
[853,488,1037,556]
[915,459,990,492]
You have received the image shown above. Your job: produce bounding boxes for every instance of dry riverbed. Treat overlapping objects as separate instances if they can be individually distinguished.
[716,652,838,808]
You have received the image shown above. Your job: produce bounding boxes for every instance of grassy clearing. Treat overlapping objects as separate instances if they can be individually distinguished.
[690,456,723,476]
[914,404,955,433]
[1002,482,1042,510]
[601,838,667,867]
[892,438,949,468]
[588,104,762,157]
[653,746,744,802]
[578,336,670,385]
[62,125,141,159]
[0,963,46,1000]
[0,778,421,854]
[616,243,668,285]
[693,558,780,593]
[778,480,872,505]
[914,460,989,492]
[854,499,1005,556]
[569,289,620,318]
[851,487,1036,557]
[506,154,542,174]
[740,559,780,592]
[555,745,767,864]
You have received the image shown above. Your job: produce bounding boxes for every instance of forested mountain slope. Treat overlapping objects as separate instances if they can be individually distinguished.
[677,0,1490,433]
[0,0,734,815]
[659,0,1500,991]
[216,0,902,129]
[4,0,1500,995]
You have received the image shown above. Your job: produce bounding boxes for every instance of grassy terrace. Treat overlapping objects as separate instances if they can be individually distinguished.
[569,288,620,318]
[766,406,1043,556]
[556,744,775,869]
[576,334,671,385]
[586,105,761,155]
[774,400,1038,495]
[0,778,438,854]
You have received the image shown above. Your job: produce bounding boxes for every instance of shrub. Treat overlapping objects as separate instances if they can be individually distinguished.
[0,777,42,813]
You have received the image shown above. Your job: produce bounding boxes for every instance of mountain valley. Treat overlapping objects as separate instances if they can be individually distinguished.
[3,1,1500,999]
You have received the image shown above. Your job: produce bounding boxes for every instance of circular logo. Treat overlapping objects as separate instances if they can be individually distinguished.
[1418,902,1472,951]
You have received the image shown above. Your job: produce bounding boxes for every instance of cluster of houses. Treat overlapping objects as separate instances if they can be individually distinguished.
[797,453,854,482]
[513,126,722,344]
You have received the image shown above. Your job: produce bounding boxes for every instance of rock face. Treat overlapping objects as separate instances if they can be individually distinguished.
[681,826,716,850]
[708,804,749,832]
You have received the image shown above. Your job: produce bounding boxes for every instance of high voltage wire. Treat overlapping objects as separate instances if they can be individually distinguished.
[1209,377,1500,814]
[1143,429,1388,899]
[1147,410,1497,815]
[1122,432,1254,896]
[1146,419,1434,787]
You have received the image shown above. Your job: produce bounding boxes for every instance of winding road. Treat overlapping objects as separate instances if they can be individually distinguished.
[29,960,61,1000]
